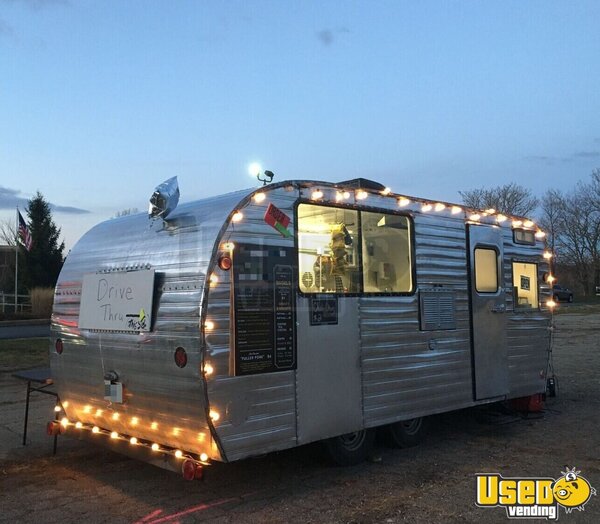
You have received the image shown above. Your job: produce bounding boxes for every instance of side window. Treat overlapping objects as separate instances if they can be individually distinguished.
[512,262,538,309]
[361,211,413,293]
[474,248,499,293]
[298,204,360,294]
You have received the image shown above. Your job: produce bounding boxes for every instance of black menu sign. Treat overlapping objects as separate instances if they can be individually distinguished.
[233,244,296,375]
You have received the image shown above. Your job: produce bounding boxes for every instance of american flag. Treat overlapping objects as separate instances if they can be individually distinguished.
[17,210,32,251]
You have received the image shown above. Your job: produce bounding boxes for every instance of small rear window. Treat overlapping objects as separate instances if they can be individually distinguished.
[513,228,535,245]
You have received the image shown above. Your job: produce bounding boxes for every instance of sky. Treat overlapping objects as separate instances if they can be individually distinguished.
[1,0,600,251]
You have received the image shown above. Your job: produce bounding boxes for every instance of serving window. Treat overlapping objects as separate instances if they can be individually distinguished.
[297,203,413,295]
[512,261,539,309]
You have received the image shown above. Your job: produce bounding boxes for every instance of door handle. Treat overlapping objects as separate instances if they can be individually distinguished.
[490,304,506,313]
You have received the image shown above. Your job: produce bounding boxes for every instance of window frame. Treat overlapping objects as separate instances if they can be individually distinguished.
[295,200,417,297]
[473,245,500,294]
[511,259,540,310]
[513,228,536,246]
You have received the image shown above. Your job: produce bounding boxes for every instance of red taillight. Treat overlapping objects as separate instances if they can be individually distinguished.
[182,459,203,481]
[55,338,63,355]
[218,255,232,271]
[174,347,187,368]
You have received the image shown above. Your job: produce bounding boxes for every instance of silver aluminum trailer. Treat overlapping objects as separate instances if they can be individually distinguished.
[49,178,552,476]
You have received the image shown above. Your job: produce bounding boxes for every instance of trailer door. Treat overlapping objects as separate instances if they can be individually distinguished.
[468,224,508,399]
[295,295,363,443]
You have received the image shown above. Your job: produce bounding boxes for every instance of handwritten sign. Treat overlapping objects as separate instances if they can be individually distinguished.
[79,270,155,331]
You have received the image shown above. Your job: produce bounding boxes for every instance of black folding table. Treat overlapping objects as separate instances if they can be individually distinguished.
[12,367,59,454]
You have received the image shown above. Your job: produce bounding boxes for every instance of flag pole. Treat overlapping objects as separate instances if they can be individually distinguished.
[14,207,18,313]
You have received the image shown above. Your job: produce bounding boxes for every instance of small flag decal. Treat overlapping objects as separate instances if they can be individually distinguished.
[264,203,292,238]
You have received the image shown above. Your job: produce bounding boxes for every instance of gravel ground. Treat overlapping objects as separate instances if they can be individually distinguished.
[0,312,598,523]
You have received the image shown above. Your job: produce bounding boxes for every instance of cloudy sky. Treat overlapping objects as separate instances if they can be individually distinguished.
[1,0,599,250]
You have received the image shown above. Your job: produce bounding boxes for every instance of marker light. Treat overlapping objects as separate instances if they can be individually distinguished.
[451,206,462,215]
[231,211,243,223]
[204,320,215,331]
[209,274,218,286]
[174,347,188,368]
[398,198,411,207]
[218,254,232,271]
[204,363,214,376]
[222,242,235,251]
[253,192,266,203]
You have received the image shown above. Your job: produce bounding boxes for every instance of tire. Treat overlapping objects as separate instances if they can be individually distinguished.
[323,429,376,466]
[385,417,428,448]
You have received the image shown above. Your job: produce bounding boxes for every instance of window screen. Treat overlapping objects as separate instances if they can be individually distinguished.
[361,211,412,293]
[474,248,498,293]
[298,204,360,293]
[512,262,538,309]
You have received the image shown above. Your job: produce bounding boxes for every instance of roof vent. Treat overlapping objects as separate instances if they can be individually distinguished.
[336,178,386,191]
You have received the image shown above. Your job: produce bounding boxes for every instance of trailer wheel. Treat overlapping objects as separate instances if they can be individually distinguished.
[324,429,375,466]
[385,417,428,448]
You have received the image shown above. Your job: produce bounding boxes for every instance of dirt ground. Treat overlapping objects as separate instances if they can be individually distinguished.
[1,312,598,523]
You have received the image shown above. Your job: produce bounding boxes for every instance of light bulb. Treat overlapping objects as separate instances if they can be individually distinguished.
[451,206,462,215]
[381,187,392,195]
[311,190,324,200]
[356,190,368,200]
[204,320,215,331]
[130,437,138,445]
[200,453,209,462]
[421,203,433,212]
[398,198,411,207]
[253,192,266,203]
[231,211,243,222]
[110,431,119,439]
[434,203,446,212]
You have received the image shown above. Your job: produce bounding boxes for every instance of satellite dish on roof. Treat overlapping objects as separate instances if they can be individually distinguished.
[149,176,180,220]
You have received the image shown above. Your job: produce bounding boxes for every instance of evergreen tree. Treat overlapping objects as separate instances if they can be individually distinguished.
[23,192,65,289]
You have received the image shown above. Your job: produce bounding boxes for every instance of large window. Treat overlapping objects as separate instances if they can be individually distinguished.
[297,203,413,294]
[512,262,538,309]
[361,211,412,293]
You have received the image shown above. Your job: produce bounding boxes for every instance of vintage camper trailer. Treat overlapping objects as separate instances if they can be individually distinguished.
[49,178,552,477]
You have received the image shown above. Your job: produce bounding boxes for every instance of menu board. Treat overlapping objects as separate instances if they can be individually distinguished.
[233,244,296,375]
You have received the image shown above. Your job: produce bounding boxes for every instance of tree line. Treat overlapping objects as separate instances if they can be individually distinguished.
[460,169,600,297]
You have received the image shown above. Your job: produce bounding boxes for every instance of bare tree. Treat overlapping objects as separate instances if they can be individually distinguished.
[0,218,16,246]
[459,183,539,216]
[542,170,600,295]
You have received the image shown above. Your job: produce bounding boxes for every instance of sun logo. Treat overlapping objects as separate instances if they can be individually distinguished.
[552,467,596,513]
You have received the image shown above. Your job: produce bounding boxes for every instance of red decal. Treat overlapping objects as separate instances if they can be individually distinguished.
[264,203,290,229]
